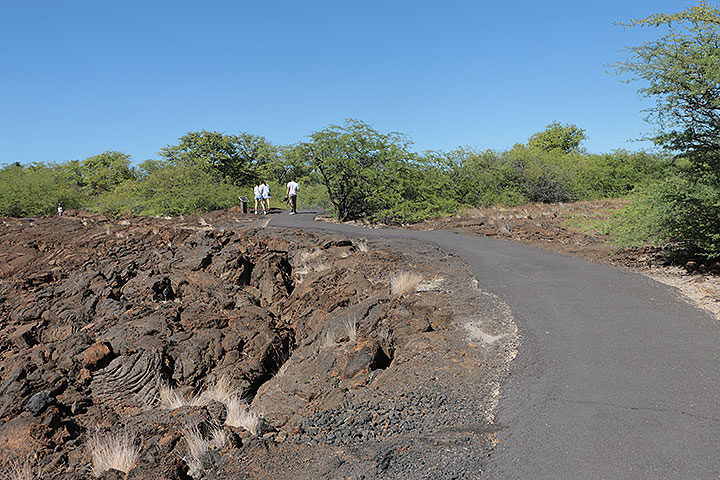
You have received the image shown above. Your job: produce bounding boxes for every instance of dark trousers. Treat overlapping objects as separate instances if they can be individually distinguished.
[289,194,297,212]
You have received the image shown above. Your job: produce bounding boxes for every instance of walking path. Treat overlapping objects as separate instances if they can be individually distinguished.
[269,211,720,479]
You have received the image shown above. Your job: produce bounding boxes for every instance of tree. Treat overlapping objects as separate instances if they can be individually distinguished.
[615,2,720,157]
[77,151,135,194]
[161,131,277,186]
[527,122,587,154]
[615,2,720,258]
[294,120,413,221]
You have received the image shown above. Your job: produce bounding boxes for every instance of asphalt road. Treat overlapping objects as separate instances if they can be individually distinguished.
[270,210,720,479]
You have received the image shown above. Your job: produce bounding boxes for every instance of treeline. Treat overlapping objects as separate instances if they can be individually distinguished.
[0,120,669,223]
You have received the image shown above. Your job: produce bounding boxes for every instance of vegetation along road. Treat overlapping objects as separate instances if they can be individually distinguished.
[271,210,720,479]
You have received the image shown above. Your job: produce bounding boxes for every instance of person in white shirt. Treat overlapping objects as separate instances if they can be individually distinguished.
[253,183,263,214]
[286,178,299,215]
[260,181,271,214]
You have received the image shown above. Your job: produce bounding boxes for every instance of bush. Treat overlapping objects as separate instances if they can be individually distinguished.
[525,175,575,203]
[93,161,240,217]
[0,163,86,217]
[654,172,720,259]
[597,186,666,248]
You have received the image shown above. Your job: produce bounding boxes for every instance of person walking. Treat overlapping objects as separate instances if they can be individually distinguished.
[253,182,263,215]
[286,178,299,215]
[260,181,271,214]
[57,203,63,217]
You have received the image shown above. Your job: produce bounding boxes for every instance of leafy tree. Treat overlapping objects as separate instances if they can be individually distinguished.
[294,120,414,221]
[161,131,277,186]
[527,121,587,154]
[77,151,135,194]
[615,2,720,258]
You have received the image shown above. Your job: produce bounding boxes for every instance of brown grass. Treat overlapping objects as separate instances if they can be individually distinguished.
[389,271,423,296]
[87,430,138,476]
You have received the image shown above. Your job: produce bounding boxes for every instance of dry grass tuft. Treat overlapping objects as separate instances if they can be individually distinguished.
[182,425,207,478]
[390,271,423,296]
[0,453,40,480]
[208,425,227,450]
[321,329,337,348]
[158,384,207,410]
[87,430,139,476]
[415,275,445,292]
[224,397,261,435]
[181,423,227,478]
[379,327,394,347]
[201,376,238,405]
[342,317,358,343]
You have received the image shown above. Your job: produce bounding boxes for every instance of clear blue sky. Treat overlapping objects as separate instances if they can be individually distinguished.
[0,0,703,165]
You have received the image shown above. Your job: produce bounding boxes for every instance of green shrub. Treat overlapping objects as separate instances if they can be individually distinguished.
[93,161,240,217]
[654,172,720,259]
[0,163,86,217]
[597,186,666,248]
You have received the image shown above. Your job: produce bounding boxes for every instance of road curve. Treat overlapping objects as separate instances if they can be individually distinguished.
[269,210,720,479]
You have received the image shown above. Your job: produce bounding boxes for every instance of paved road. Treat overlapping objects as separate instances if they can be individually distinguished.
[270,211,720,479]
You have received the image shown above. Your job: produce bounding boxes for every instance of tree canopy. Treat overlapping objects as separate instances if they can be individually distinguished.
[615,1,720,258]
[527,122,587,154]
[160,131,277,186]
[615,1,720,160]
[292,120,413,221]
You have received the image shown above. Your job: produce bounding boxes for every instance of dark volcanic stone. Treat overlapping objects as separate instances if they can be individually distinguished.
[26,390,53,415]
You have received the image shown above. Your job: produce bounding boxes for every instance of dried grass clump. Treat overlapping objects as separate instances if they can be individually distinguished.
[389,271,423,296]
[182,425,208,478]
[224,397,261,435]
[415,275,445,292]
[321,329,337,348]
[157,384,207,410]
[182,423,228,478]
[342,317,358,343]
[0,453,40,480]
[87,430,138,476]
[208,426,227,450]
[201,376,237,405]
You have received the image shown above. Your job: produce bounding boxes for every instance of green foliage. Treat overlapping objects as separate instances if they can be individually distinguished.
[0,163,86,217]
[94,161,239,216]
[161,131,277,186]
[76,151,136,194]
[0,118,676,226]
[653,171,720,257]
[570,150,670,199]
[527,121,587,154]
[594,188,666,248]
[616,2,720,157]
[615,2,720,258]
[294,120,415,221]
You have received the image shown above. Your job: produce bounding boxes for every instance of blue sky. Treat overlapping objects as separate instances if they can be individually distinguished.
[0,0,703,165]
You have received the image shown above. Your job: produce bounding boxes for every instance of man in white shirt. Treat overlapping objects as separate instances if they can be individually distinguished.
[286,178,299,215]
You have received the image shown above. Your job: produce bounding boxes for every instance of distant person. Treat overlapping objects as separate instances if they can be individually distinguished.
[260,181,271,214]
[286,178,299,215]
[57,203,63,217]
[253,182,263,215]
